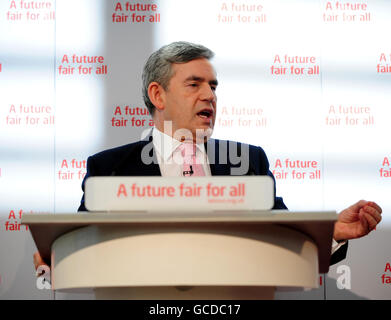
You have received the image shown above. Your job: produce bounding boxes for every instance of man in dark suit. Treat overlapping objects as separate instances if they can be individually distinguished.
[34,42,382,269]
[77,136,287,212]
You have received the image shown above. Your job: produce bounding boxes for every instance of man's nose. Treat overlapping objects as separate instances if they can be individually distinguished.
[200,84,216,102]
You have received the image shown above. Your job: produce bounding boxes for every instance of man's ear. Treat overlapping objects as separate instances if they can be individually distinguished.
[148,82,166,111]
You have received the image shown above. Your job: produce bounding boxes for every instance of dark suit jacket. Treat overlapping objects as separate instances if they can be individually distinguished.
[77,135,347,265]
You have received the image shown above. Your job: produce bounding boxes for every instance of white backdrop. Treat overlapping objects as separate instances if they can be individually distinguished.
[0,0,390,299]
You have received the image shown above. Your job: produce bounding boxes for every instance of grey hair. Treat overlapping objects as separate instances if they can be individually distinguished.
[142,41,215,115]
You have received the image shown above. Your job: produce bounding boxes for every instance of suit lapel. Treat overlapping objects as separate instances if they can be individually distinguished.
[137,140,161,176]
[206,139,231,176]
[115,136,162,176]
[133,139,161,176]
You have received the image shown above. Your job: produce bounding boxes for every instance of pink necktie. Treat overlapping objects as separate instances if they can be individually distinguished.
[179,143,205,177]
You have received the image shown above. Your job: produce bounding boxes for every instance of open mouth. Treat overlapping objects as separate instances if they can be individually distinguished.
[197,108,213,119]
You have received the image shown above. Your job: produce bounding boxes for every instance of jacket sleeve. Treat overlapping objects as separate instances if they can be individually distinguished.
[329,241,348,265]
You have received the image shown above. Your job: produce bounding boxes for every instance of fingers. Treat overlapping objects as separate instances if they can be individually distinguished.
[33,252,41,270]
[355,200,382,216]
[33,252,50,278]
[33,252,47,270]
[359,208,380,234]
[346,199,369,214]
[367,201,382,215]
[338,200,383,239]
[363,203,382,224]
[359,209,370,234]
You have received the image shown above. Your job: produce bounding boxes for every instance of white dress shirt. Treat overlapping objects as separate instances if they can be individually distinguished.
[152,127,211,177]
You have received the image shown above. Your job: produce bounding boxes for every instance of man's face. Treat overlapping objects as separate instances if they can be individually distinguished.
[160,58,218,142]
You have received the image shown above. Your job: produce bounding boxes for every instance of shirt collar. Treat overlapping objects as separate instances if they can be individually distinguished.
[152,127,206,161]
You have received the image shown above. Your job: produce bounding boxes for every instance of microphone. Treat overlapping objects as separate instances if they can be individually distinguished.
[183,165,194,176]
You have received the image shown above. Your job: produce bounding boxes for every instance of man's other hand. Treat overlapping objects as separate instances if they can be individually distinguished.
[334,200,382,241]
[33,251,49,276]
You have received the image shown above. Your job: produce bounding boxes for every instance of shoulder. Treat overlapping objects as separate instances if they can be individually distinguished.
[87,139,150,175]
[210,138,270,174]
[91,140,147,160]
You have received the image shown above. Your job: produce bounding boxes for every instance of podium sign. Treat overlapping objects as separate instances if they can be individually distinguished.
[85,176,274,212]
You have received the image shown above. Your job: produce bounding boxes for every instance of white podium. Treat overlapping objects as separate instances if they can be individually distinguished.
[22,210,336,299]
